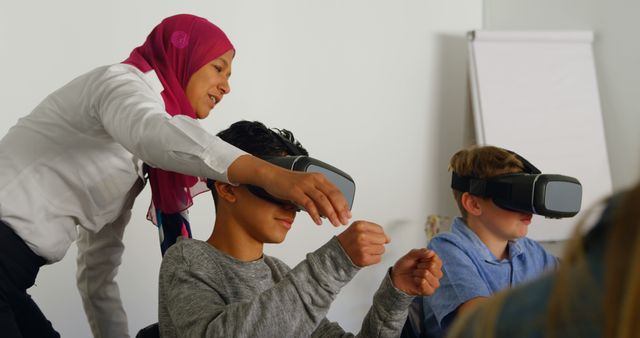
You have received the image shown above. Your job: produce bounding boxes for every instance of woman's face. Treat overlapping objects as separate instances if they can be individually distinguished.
[185,49,234,119]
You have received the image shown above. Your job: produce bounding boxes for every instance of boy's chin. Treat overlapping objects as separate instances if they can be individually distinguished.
[264,234,288,244]
[511,228,529,239]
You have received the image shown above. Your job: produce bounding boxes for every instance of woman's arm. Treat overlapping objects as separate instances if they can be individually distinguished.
[94,65,350,226]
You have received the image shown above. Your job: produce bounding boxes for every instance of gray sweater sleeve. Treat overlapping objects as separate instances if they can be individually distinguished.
[160,237,361,337]
[311,270,415,338]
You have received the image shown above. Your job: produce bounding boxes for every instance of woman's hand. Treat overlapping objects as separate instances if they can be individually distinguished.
[227,155,351,226]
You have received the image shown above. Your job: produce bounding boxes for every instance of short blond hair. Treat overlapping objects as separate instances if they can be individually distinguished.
[449,145,525,219]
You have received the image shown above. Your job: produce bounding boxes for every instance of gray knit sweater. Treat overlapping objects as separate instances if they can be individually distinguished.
[158,236,414,337]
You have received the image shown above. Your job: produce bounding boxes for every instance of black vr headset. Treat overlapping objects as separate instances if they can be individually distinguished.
[451,151,582,219]
[247,155,356,213]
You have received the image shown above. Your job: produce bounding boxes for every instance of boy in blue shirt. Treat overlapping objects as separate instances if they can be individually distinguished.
[420,145,559,337]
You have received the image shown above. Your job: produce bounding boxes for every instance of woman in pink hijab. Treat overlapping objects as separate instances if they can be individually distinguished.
[0,14,351,338]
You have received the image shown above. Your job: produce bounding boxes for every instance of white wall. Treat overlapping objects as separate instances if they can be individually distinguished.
[484,0,640,192]
[0,1,482,336]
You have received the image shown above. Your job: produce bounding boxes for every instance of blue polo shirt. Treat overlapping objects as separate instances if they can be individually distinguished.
[421,217,559,337]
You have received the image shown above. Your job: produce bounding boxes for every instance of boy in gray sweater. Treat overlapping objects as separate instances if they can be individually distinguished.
[158,121,443,337]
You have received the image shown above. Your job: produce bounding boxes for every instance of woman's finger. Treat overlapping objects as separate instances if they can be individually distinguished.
[299,193,322,225]
[308,187,341,227]
[313,174,350,225]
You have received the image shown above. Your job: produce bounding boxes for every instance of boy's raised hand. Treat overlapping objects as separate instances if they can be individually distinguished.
[390,249,443,296]
[337,221,390,267]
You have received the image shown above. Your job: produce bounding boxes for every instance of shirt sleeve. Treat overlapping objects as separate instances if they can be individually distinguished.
[310,269,414,338]
[159,237,361,337]
[90,65,246,183]
[76,177,144,338]
[76,210,131,338]
[447,272,560,338]
[424,236,492,328]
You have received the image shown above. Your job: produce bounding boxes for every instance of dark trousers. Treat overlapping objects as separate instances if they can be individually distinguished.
[0,221,60,338]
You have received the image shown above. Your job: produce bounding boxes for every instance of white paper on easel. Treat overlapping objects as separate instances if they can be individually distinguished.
[468,30,612,241]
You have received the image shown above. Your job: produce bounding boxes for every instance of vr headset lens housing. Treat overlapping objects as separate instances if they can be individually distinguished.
[539,177,582,216]
[305,164,355,210]
[247,156,355,213]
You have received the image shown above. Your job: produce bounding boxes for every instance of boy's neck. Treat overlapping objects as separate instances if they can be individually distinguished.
[465,217,510,260]
[207,214,264,262]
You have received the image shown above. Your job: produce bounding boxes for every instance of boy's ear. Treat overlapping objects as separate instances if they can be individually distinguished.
[215,181,237,203]
[461,192,482,217]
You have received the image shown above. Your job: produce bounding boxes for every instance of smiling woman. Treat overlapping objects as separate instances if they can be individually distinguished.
[122,15,241,260]
[0,13,351,338]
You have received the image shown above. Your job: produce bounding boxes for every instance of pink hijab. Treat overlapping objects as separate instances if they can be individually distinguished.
[123,14,234,220]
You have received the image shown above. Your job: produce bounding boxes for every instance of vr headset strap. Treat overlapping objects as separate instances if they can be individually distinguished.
[450,149,539,199]
[269,129,304,156]
[505,149,541,174]
[451,171,471,192]
[451,172,512,199]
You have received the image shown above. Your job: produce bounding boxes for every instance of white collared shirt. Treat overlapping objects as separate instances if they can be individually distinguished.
[0,64,246,337]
